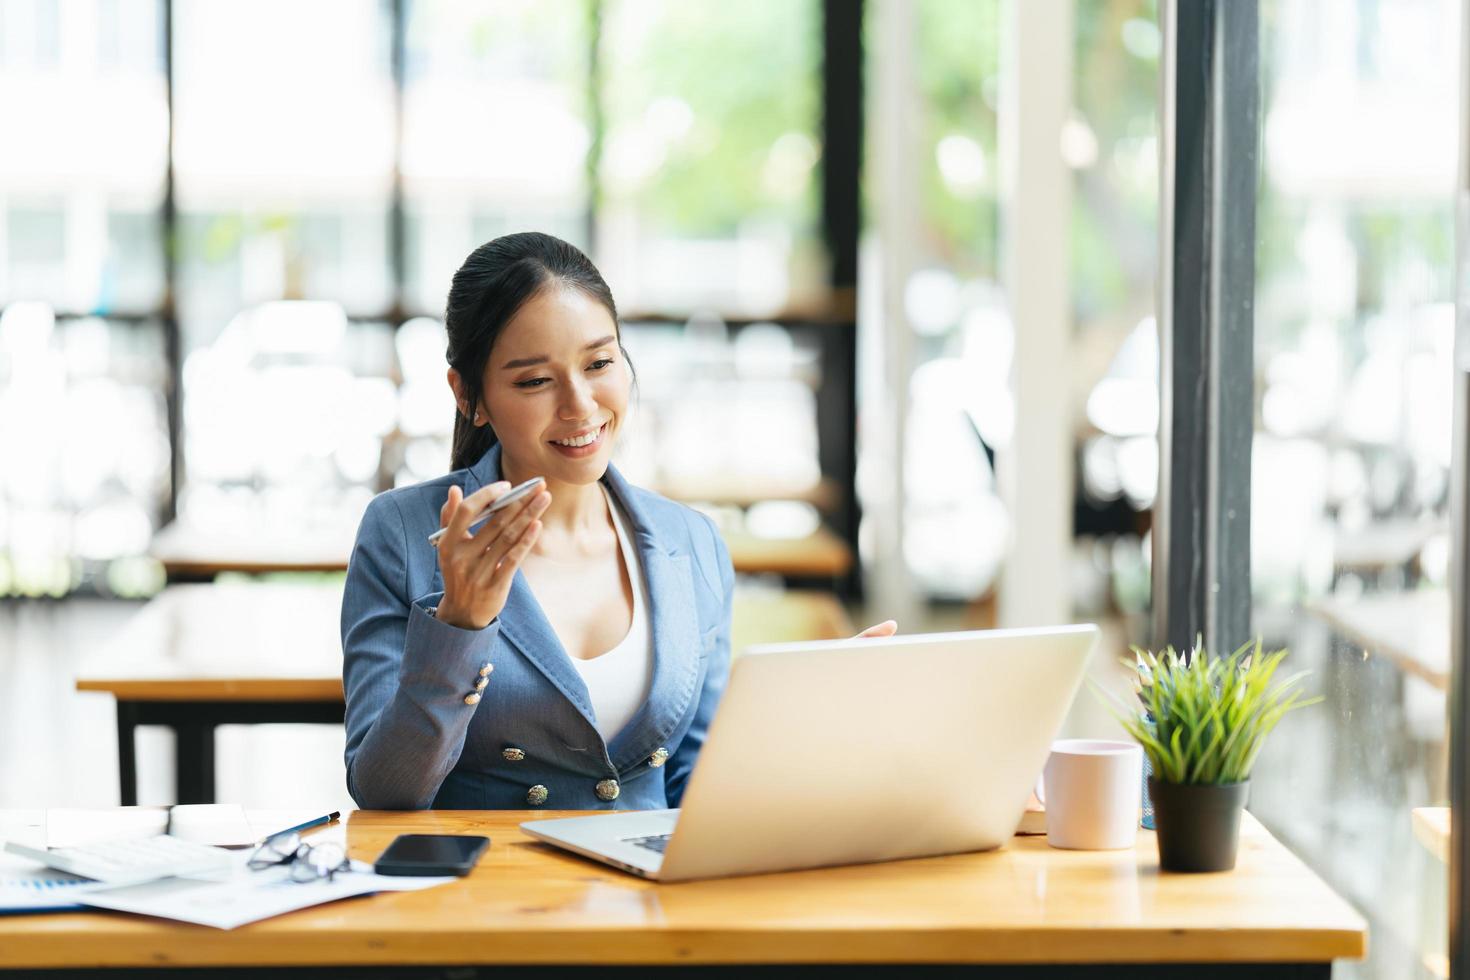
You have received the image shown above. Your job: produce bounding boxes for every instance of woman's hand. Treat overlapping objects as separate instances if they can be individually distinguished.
[433,480,551,631]
[851,619,897,640]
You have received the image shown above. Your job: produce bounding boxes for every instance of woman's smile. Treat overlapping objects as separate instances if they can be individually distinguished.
[548,420,609,458]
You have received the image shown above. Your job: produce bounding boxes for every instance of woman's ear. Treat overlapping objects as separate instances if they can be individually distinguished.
[448,367,490,426]
[447,367,469,420]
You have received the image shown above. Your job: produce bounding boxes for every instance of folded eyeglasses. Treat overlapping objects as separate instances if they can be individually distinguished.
[248,830,352,883]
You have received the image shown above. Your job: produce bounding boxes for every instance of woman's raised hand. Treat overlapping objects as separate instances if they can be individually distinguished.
[851,619,898,640]
[433,481,551,631]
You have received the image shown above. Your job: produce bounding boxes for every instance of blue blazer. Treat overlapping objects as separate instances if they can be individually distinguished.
[341,442,734,811]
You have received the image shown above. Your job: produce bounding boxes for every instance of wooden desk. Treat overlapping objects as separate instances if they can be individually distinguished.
[77,584,853,806]
[0,809,1366,975]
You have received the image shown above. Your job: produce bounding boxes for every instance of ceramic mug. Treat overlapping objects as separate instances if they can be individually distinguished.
[1039,739,1143,850]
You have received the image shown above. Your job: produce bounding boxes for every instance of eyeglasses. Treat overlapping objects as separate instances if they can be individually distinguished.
[248,830,352,883]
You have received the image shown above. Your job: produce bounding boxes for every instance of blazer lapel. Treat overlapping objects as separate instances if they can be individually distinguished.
[462,444,598,729]
[602,464,704,771]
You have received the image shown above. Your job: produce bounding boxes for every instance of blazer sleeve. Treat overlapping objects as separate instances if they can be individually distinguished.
[341,492,502,809]
[663,512,735,808]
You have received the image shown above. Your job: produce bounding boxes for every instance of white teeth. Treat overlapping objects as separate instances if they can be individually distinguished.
[553,424,603,448]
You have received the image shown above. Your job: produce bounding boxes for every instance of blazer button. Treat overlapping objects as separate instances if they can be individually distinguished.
[595,779,620,802]
[478,663,493,678]
[527,785,549,806]
[463,692,482,706]
[474,676,489,692]
[648,747,669,768]
[502,747,526,762]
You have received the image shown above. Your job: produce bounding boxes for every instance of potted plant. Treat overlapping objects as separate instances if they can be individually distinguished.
[1107,639,1320,872]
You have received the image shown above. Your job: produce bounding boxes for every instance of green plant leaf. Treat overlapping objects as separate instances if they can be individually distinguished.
[1096,638,1321,785]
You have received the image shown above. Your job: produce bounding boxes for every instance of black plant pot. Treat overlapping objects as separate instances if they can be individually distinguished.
[1147,778,1250,872]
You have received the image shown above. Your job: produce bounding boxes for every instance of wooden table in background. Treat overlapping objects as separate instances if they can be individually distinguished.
[77,583,853,805]
[722,526,854,578]
[152,520,855,581]
[1307,589,1449,690]
[0,808,1366,975]
[150,520,360,580]
[75,583,347,806]
[1412,806,1450,865]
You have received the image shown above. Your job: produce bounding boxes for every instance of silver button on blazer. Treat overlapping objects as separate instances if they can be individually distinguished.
[341,442,734,811]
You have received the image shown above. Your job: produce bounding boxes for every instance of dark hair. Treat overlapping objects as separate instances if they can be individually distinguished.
[445,232,633,471]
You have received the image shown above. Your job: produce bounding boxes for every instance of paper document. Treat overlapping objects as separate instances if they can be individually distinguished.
[0,870,110,913]
[75,854,454,930]
[46,804,257,848]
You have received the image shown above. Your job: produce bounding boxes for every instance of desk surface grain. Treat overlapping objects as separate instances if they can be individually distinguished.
[0,809,1366,969]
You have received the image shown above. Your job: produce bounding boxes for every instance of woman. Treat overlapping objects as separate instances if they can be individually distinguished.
[342,232,894,811]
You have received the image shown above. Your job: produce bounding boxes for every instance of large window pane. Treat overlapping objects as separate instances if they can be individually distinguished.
[173,0,394,348]
[402,0,592,316]
[1072,0,1158,636]
[1247,2,1459,978]
[0,304,170,597]
[0,0,166,312]
[597,0,823,316]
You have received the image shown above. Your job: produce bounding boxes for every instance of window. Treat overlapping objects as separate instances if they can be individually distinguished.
[1247,2,1458,976]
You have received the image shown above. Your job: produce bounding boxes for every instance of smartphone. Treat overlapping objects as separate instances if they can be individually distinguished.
[426,476,546,548]
[374,833,490,877]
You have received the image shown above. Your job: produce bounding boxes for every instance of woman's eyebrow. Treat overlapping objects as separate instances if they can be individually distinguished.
[501,335,617,370]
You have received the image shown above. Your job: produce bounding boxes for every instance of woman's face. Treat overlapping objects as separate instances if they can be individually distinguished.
[468,285,629,485]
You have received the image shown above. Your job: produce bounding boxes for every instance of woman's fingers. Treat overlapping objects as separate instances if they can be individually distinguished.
[471,490,549,560]
[445,481,508,542]
[468,487,549,546]
[852,619,898,640]
[470,492,548,581]
[440,484,460,528]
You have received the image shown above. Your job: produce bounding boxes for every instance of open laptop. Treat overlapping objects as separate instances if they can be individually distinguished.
[520,623,1099,882]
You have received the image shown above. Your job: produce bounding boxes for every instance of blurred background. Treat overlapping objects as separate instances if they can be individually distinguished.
[0,1,1460,976]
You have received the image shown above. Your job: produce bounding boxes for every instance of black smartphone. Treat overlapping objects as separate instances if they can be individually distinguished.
[374,834,490,877]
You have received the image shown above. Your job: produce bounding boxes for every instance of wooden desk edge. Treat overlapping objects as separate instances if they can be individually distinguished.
[0,923,1367,969]
[75,679,345,702]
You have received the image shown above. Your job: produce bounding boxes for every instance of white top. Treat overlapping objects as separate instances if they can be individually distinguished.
[569,485,655,743]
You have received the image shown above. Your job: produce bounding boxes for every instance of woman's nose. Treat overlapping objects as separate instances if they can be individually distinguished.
[558,375,598,421]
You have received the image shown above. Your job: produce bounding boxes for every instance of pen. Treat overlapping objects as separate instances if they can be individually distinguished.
[261,811,340,843]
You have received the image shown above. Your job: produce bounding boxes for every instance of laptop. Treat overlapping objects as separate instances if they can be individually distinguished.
[520,623,1099,882]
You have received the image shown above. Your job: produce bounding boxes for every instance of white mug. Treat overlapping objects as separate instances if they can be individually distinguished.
[1040,739,1143,850]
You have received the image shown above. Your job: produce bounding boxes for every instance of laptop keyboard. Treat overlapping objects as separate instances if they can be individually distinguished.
[624,833,672,854]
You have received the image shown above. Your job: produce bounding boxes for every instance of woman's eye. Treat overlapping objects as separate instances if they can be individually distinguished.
[590,358,613,370]
[514,378,549,389]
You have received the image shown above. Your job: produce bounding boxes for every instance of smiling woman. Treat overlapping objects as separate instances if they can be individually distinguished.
[338,231,736,813]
